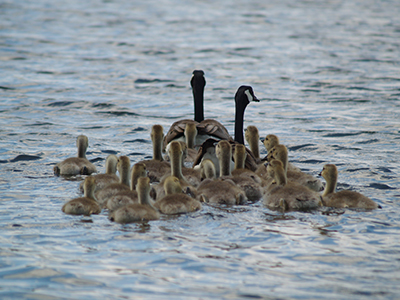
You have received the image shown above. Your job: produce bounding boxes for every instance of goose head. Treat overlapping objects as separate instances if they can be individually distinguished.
[185,121,198,149]
[191,70,206,123]
[267,144,288,174]
[105,154,118,174]
[130,162,148,190]
[151,124,164,161]
[136,176,151,205]
[200,159,216,180]
[76,135,89,158]
[319,164,338,195]
[233,144,247,170]
[262,134,280,152]
[117,156,131,186]
[83,176,97,199]
[234,86,259,144]
[266,159,287,186]
[216,140,232,176]
[163,176,183,195]
[244,125,260,159]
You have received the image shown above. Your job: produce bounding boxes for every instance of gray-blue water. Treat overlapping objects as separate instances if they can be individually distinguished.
[1,0,400,299]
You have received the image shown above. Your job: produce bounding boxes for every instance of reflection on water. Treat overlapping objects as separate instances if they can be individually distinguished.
[1,0,400,299]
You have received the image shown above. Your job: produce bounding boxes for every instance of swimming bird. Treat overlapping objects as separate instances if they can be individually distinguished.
[267,144,323,192]
[139,125,171,182]
[263,159,323,212]
[244,125,262,163]
[163,70,231,151]
[79,154,119,193]
[95,156,131,207]
[54,135,97,176]
[109,177,160,224]
[153,176,202,214]
[196,157,247,205]
[62,176,101,216]
[105,162,148,211]
[319,164,381,209]
[153,141,197,200]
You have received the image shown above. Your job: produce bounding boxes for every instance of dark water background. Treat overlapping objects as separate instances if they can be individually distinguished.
[1,0,400,299]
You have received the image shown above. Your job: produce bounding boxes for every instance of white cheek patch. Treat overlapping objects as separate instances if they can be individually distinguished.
[245,89,253,102]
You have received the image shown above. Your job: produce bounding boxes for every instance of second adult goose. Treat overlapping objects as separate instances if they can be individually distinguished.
[109,177,160,224]
[263,159,323,212]
[54,135,97,176]
[320,164,381,209]
[193,86,260,175]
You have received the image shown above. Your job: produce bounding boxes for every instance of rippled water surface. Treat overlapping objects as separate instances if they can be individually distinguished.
[1,0,400,299]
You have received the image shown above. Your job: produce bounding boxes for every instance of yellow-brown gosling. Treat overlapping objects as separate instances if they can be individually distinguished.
[109,177,160,224]
[79,154,119,193]
[54,135,97,176]
[263,159,323,212]
[95,156,131,207]
[196,152,247,206]
[139,125,171,182]
[62,176,101,216]
[153,141,197,200]
[105,162,148,211]
[153,176,202,214]
[245,125,262,163]
[320,164,381,209]
[267,144,323,192]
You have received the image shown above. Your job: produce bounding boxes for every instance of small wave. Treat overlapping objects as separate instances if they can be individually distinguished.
[289,144,315,151]
[368,183,396,190]
[134,78,174,84]
[96,111,140,117]
[123,139,149,144]
[9,154,42,162]
[46,101,75,107]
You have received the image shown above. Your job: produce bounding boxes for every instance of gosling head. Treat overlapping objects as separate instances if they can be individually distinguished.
[164,176,183,195]
[320,164,338,182]
[263,134,280,152]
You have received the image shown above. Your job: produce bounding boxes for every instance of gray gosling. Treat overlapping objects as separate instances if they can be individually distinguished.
[79,154,119,193]
[139,125,171,182]
[105,162,148,211]
[109,177,160,224]
[95,156,131,208]
[62,176,101,216]
[54,135,97,176]
[320,164,381,209]
[263,159,323,212]
[154,176,202,214]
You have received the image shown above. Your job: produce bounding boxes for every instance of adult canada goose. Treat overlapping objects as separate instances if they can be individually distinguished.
[54,135,97,176]
[139,125,171,182]
[153,176,202,214]
[109,177,160,224]
[163,70,231,151]
[196,158,247,205]
[105,162,148,211]
[62,176,101,216]
[95,156,131,208]
[153,141,197,200]
[219,141,264,202]
[79,154,119,193]
[263,159,323,212]
[267,144,323,192]
[193,86,260,174]
[320,164,381,209]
